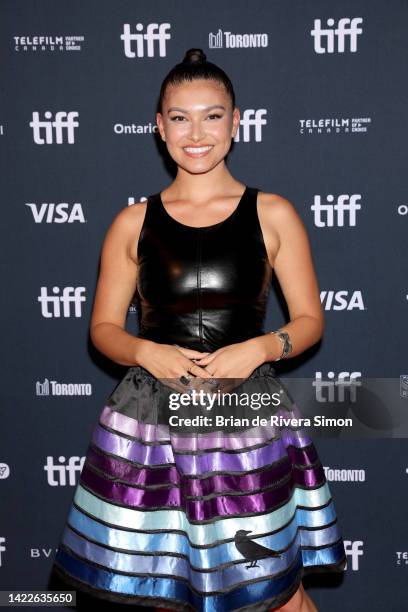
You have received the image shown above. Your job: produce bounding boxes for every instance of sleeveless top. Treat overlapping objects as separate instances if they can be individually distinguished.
[135,185,272,353]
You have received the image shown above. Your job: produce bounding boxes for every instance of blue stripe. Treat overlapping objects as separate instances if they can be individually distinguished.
[60,519,343,592]
[66,503,341,570]
[55,544,313,611]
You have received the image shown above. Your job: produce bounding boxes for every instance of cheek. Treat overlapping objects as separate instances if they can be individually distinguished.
[207,122,232,139]
[166,123,190,138]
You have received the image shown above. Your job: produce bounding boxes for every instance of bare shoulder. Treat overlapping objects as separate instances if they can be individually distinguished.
[103,200,148,264]
[257,191,302,222]
[256,191,305,267]
[257,191,307,240]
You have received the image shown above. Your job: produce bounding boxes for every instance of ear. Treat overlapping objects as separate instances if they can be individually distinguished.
[231,107,240,138]
[156,112,166,141]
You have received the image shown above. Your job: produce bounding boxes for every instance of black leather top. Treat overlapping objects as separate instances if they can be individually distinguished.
[135,185,272,352]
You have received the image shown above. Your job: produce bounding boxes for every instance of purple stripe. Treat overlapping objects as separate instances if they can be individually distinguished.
[85,446,324,494]
[80,466,310,521]
[92,425,313,474]
[100,405,310,452]
[87,446,179,484]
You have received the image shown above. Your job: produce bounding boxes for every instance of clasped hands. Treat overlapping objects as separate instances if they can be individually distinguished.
[137,337,268,395]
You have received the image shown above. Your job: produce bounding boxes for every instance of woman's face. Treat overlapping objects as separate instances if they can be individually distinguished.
[156,78,240,174]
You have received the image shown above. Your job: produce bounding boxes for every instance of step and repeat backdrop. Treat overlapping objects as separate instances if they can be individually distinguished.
[1,1,408,610]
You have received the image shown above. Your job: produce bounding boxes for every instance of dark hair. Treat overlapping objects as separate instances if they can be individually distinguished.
[158,48,236,113]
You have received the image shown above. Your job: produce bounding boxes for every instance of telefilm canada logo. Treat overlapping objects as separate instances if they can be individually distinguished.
[299,117,372,135]
[13,35,84,52]
[396,551,408,566]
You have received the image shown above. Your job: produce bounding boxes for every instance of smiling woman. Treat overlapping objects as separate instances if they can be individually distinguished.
[50,47,346,612]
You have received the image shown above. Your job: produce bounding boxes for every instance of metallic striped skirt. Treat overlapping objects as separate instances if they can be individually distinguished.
[51,362,347,611]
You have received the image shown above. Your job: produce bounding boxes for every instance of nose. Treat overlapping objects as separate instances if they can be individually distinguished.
[189,118,206,142]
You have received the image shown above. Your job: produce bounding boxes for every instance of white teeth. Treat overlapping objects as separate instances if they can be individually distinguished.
[184,146,213,153]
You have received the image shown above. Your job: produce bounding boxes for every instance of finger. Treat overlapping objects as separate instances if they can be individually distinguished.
[176,347,211,358]
[193,353,216,365]
[186,362,213,379]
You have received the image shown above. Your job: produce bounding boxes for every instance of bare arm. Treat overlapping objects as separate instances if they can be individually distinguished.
[89,203,154,366]
[254,194,325,362]
[89,203,211,381]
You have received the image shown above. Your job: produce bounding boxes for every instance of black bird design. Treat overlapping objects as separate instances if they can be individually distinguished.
[234,530,281,569]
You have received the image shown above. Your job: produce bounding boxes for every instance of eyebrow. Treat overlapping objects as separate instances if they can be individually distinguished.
[167,105,226,114]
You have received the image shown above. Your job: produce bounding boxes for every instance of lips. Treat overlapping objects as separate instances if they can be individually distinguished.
[183,145,214,157]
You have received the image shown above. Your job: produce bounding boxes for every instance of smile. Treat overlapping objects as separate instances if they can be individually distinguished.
[183,145,214,157]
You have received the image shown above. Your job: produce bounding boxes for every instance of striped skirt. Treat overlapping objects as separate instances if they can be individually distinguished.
[51,362,347,611]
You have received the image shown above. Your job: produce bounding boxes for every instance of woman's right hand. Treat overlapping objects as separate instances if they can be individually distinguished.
[136,339,214,393]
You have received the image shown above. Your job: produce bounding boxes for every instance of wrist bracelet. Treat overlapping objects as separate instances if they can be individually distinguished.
[270,329,292,361]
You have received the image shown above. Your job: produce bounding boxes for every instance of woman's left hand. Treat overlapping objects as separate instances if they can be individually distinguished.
[191,337,268,380]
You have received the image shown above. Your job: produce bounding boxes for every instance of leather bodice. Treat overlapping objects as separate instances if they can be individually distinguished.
[135,185,272,352]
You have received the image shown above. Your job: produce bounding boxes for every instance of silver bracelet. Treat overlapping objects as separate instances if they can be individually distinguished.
[269,329,292,361]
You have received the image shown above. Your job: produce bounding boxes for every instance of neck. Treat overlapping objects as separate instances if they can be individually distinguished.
[166,163,242,203]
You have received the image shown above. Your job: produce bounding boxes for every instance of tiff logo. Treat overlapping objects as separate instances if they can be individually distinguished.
[234,109,267,142]
[344,540,364,570]
[121,23,171,58]
[311,18,363,53]
[30,111,79,144]
[38,287,86,318]
[313,372,362,402]
[311,194,361,227]
[44,456,85,486]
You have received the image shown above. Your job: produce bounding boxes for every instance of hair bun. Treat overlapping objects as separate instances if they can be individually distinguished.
[182,48,207,65]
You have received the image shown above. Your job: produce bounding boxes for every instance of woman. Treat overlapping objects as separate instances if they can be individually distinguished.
[50,48,346,611]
